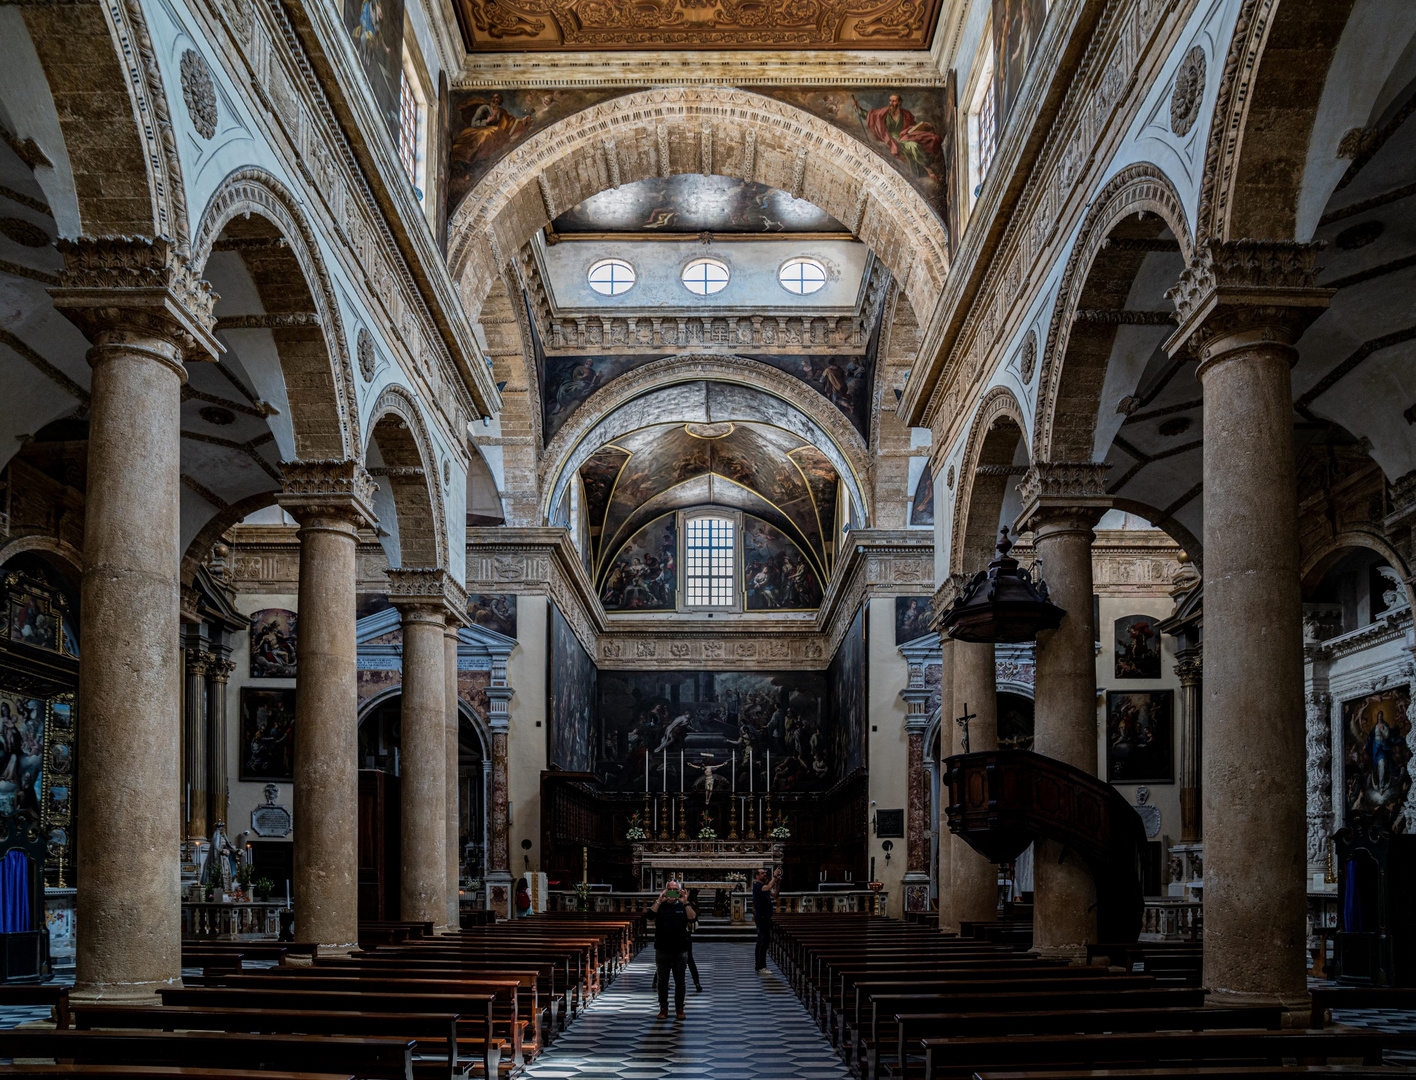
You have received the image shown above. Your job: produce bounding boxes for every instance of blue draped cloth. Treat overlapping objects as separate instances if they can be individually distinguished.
[1341,857,1365,933]
[0,849,30,933]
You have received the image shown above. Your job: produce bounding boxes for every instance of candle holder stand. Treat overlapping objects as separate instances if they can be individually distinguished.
[676,794,688,840]
[764,793,774,835]
[728,797,740,840]
[746,797,758,840]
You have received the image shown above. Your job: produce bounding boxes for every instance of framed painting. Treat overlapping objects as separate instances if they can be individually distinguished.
[249,608,297,678]
[1344,688,1412,830]
[467,593,518,637]
[1114,614,1162,679]
[239,688,296,782]
[895,596,935,644]
[1106,690,1174,783]
[0,692,44,821]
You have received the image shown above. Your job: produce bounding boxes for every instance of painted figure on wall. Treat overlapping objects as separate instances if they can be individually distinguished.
[468,594,518,638]
[601,518,677,612]
[853,93,944,180]
[0,695,43,819]
[993,0,1050,122]
[1114,614,1162,680]
[830,608,867,776]
[1345,689,1412,831]
[910,466,935,526]
[249,609,298,678]
[9,593,59,652]
[895,596,936,644]
[743,518,822,611]
[1106,690,1174,783]
[550,604,596,772]
[342,0,405,134]
[240,689,295,781]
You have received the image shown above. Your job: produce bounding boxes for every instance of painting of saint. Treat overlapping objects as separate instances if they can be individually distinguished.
[1344,690,1412,831]
[992,0,1050,123]
[542,355,656,442]
[1106,691,1174,783]
[601,517,677,612]
[910,466,935,526]
[0,695,43,820]
[743,518,822,611]
[830,609,867,776]
[249,608,298,679]
[9,593,58,652]
[1114,614,1162,680]
[341,0,405,135]
[550,604,596,772]
[240,688,295,781]
[467,594,518,638]
[746,353,872,437]
[895,596,936,644]
[853,93,945,181]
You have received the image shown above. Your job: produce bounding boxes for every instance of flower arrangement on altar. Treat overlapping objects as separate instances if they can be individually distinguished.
[574,880,591,911]
[625,812,648,841]
[697,825,718,840]
[769,819,791,840]
[726,871,747,890]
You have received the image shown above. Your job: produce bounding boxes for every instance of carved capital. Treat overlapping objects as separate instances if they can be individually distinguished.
[1016,462,1112,533]
[387,567,451,618]
[1165,241,1333,365]
[277,458,377,528]
[50,235,221,366]
[208,658,237,685]
[1174,656,1203,687]
[185,648,213,677]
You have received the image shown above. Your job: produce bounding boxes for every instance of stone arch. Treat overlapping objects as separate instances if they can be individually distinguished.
[193,168,360,460]
[17,0,188,242]
[358,678,492,757]
[367,385,448,571]
[179,492,280,587]
[952,386,1031,578]
[0,533,84,580]
[1108,497,1205,571]
[447,87,949,322]
[1302,529,1415,613]
[540,353,871,526]
[1033,164,1193,463]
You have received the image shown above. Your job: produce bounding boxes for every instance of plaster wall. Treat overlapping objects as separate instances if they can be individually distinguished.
[867,597,911,918]
[507,594,550,877]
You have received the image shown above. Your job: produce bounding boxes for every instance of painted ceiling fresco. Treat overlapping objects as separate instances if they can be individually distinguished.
[582,422,839,587]
[452,0,945,52]
[553,176,846,235]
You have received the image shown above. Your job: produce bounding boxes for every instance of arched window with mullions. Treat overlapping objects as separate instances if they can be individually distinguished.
[683,514,736,607]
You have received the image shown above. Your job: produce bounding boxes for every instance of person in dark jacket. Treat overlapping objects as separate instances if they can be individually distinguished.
[752,865,781,972]
[650,879,696,1019]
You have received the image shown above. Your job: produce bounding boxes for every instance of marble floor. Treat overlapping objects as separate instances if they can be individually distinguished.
[524,941,852,1080]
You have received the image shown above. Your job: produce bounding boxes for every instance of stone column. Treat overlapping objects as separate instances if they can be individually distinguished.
[277,461,377,956]
[1166,239,1331,1007]
[444,621,462,932]
[1018,465,1109,960]
[50,236,219,1004]
[899,653,934,915]
[207,658,235,830]
[485,652,514,916]
[936,636,956,933]
[183,647,211,846]
[951,639,998,927]
[388,569,449,932]
[1175,655,1203,842]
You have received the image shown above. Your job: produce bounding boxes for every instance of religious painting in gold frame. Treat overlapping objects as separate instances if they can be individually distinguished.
[4,572,74,657]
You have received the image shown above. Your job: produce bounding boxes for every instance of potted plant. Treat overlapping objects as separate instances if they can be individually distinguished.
[236,861,255,897]
[574,880,591,912]
[697,824,718,840]
[253,877,274,902]
[769,816,791,840]
[625,812,648,841]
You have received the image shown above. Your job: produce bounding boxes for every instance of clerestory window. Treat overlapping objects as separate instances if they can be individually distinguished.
[684,515,735,607]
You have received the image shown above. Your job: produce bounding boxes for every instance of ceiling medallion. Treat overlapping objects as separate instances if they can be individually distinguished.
[1018,331,1037,384]
[684,422,734,439]
[199,406,236,426]
[180,49,218,141]
[358,328,376,382]
[1169,46,1206,137]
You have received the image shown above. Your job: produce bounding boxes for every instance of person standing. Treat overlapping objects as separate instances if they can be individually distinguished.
[650,879,696,1019]
[752,865,782,972]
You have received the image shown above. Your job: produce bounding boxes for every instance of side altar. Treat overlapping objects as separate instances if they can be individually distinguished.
[632,839,784,892]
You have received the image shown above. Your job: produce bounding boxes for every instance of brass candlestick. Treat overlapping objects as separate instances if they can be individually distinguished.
[729,797,740,840]
[676,793,688,840]
[746,796,758,840]
[642,794,651,840]
[764,792,774,835]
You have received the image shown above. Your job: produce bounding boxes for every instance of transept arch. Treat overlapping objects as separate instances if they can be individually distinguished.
[951,386,1031,578]
[1032,164,1192,464]
[366,385,450,571]
[446,86,950,323]
[1302,530,1415,614]
[193,168,361,461]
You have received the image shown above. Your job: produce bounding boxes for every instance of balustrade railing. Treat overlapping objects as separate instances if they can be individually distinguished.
[1140,899,1202,941]
[181,901,286,940]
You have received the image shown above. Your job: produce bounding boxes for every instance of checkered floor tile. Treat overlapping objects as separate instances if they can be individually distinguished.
[524,942,851,1079]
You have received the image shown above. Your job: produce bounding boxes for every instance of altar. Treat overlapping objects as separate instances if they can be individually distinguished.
[632,839,785,892]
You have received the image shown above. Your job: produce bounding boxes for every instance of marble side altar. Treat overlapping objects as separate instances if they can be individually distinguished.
[632,839,784,891]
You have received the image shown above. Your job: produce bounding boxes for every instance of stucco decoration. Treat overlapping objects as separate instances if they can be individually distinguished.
[1169,46,1205,137]
[358,327,376,382]
[1018,331,1037,384]
[181,49,218,140]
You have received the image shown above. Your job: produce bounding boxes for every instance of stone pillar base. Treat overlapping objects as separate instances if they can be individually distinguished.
[1030,944,1089,964]
[1207,990,1313,1023]
[486,871,513,918]
[69,980,177,1007]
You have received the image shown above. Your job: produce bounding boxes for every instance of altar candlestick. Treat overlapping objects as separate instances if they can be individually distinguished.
[766,752,771,792]
[662,750,667,793]
[731,751,736,793]
[645,754,649,794]
[680,750,684,793]
[748,749,754,793]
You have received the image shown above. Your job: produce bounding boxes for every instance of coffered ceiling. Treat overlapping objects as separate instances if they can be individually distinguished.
[452,0,945,53]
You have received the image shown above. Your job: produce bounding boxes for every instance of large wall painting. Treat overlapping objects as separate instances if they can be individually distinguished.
[601,516,677,612]
[342,0,406,136]
[1105,690,1174,784]
[553,175,845,234]
[597,670,837,792]
[543,354,667,443]
[249,608,298,678]
[1114,614,1162,680]
[992,0,1049,123]
[5,571,73,656]
[468,594,518,638]
[743,517,822,611]
[550,604,597,772]
[744,353,871,437]
[448,89,626,217]
[0,693,44,820]
[1344,689,1412,831]
[239,688,295,782]
[830,607,867,776]
[895,596,935,644]
[752,87,954,228]
[909,465,934,526]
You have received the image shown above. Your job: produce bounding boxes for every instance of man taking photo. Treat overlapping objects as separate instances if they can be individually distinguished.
[752,865,782,973]
[649,879,696,1019]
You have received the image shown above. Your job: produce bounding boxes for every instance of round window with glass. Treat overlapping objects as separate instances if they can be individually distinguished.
[681,257,731,296]
[587,258,636,297]
[778,256,827,295]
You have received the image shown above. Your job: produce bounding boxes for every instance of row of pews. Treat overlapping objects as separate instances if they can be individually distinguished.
[0,912,642,1080]
[771,913,1416,1080]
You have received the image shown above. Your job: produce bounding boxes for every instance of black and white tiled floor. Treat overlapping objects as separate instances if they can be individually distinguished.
[524,942,852,1080]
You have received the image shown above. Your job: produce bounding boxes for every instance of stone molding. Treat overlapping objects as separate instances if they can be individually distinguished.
[50,236,221,364]
[1016,462,1112,532]
[277,458,378,526]
[386,566,450,606]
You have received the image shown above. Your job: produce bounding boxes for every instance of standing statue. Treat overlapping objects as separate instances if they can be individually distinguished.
[202,823,240,895]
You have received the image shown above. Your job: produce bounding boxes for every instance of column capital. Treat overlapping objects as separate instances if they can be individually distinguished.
[50,235,222,369]
[1174,655,1203,687]
[1165,240,1333,370]
[277,459,378,528]
[1016,462,1111,535]
[208,659,237,685]
[388,567,453,621]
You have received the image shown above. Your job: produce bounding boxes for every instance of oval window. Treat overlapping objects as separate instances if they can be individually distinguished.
[587,258,636,297]
[681,257,731,297]
[778,256,828,295]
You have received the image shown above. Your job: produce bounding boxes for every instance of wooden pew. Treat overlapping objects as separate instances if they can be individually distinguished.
[976,1070,1416,1080]
[0,1068,355,1080]
[0,985,70,1029]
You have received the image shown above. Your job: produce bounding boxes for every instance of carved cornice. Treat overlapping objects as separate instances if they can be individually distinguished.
[276,458,378,527]
[1165,241,1334,364]
[50,236,221,364]
[386,566,449,601]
